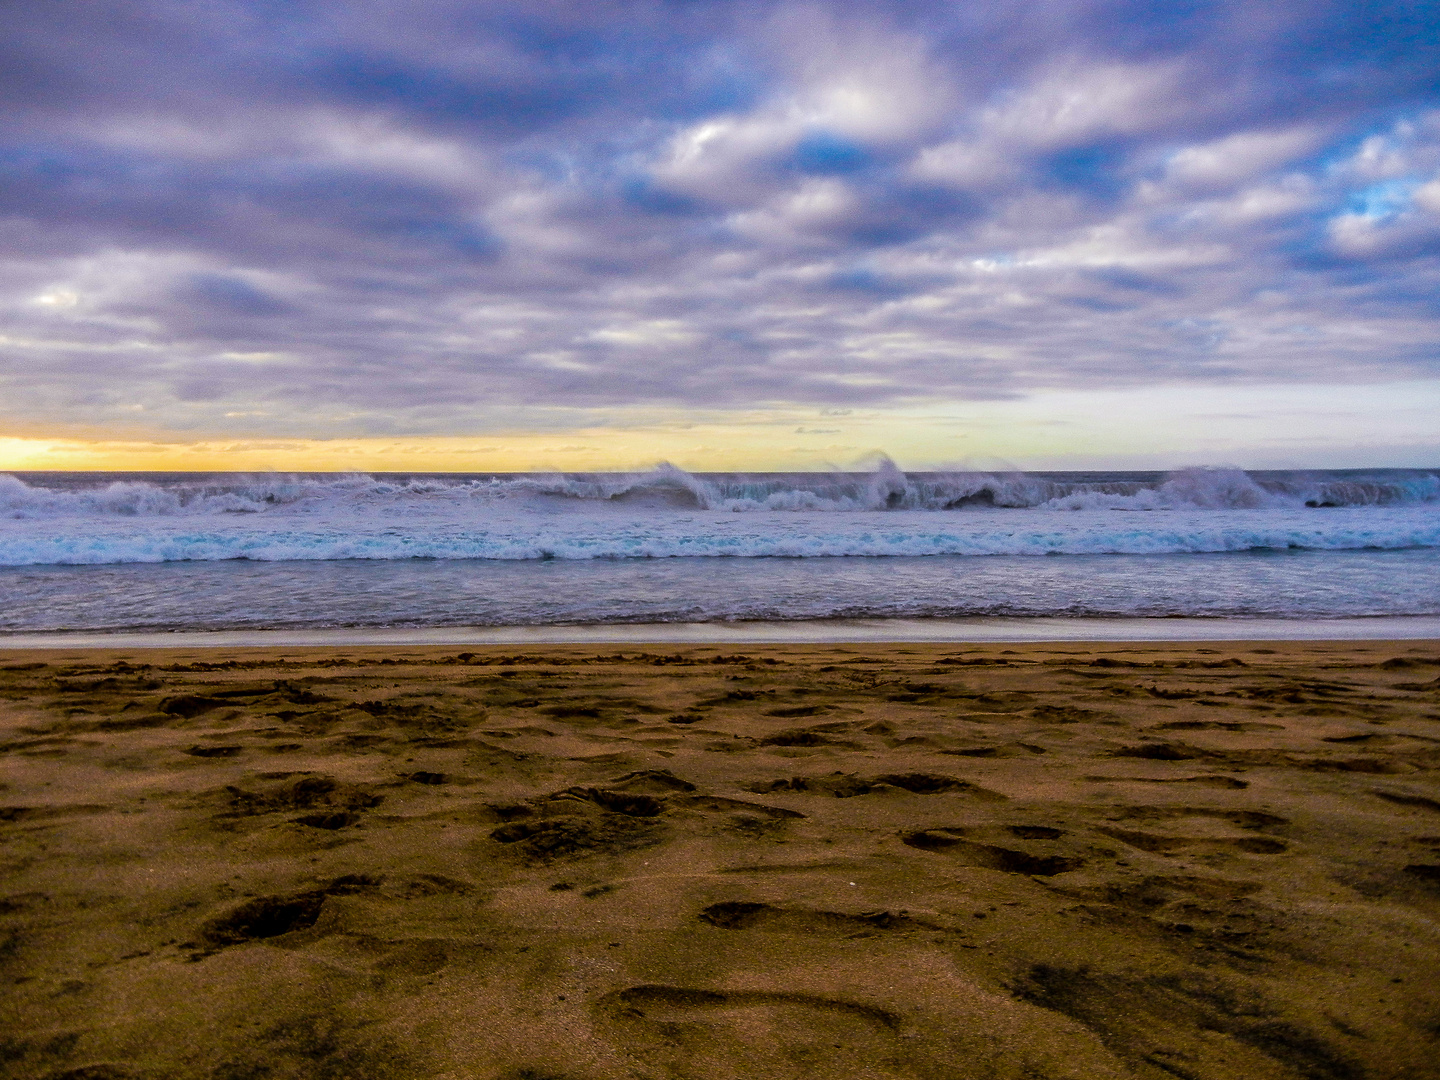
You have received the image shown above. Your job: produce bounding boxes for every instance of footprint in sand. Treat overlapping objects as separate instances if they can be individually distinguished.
[674,794,804,819]
[183,744,243,758]
[698,901,932,934]
[196,874,381,950]
[214,774,385,820]
[901,828,1088,876]
[594,985,920,1080]
[1011,964,1362,1080]
[747,772,1004,799]
[1094,805,1290,856]
[489,815,664,862]
[1096,827,1287,856]
[1084,774,1250,789]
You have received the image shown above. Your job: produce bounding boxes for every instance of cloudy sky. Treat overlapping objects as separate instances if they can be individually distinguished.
[2,0,1438,471]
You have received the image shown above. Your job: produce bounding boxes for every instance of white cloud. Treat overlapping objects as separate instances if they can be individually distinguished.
[978,59,1190,149]
[1162,126,1325,192]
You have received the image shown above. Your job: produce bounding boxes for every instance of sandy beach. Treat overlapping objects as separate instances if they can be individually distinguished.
[2,640,1438,1080]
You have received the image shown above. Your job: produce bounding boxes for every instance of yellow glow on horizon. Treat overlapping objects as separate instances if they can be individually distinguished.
[2,380,1438,473]
[0,428,874,474]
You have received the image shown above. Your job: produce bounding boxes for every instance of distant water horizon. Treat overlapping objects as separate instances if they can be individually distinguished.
[2,464,1437,636]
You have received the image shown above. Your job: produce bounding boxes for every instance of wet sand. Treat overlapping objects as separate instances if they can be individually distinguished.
[1,641,1438,1080]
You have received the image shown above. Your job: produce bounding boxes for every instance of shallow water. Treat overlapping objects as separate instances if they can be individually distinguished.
[2,547,1437,635]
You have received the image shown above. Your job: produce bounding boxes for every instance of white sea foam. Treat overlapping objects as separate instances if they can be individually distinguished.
[3,462,1438,521]
[0,464,1436,567]
[0,506,1436,566]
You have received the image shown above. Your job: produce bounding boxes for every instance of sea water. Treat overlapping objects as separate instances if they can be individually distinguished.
[1,463,1437,635]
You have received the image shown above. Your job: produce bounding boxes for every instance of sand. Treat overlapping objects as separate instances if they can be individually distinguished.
[1,640,1438,1080]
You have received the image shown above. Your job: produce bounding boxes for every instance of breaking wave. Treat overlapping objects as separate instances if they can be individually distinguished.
[3,517,1439,567]
[0,462,1436,567]
[2,462,1438,519]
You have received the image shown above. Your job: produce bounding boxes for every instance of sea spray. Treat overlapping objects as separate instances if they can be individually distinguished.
[3,462,1437,523]
[0,472,1436,567]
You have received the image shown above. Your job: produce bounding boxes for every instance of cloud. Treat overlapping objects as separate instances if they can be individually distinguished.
[0,0,1437,442]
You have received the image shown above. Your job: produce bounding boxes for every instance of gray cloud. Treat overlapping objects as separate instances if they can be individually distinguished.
[1,0,1437,439]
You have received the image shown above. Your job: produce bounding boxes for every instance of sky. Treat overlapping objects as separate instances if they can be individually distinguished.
[2,0,1438,472]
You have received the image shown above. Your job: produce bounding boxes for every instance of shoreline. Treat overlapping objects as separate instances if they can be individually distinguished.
[3,613,1439,649]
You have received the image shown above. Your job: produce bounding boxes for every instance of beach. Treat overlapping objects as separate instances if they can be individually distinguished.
[2,640,1438,1080]
[7,0,1440,1071]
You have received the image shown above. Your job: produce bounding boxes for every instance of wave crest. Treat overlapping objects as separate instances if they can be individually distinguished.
[2,461,1437,521]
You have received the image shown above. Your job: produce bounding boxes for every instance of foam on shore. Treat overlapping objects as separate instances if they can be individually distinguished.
[3,614,1439,649]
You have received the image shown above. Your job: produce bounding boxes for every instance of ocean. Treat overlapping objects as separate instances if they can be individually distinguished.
[1,464,1438,638]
